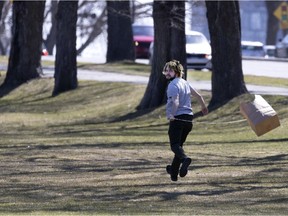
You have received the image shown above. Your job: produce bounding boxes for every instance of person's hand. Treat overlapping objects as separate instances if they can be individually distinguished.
[168,114,175,121]
[201,107,209,115]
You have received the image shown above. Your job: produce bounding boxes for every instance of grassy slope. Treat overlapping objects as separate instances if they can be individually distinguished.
[0,66,288,215]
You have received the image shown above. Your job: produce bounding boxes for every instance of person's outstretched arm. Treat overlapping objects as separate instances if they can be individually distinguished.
[189,84,208,115]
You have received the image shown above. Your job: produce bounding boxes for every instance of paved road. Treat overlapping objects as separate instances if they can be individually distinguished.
[242,58,288,79]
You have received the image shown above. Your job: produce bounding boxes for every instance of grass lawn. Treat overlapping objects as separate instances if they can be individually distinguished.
[0,62,288,215]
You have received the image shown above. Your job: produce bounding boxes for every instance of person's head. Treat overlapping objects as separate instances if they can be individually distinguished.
[162,60,184,80]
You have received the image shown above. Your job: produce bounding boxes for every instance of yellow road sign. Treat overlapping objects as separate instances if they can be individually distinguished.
[274,1,288,29]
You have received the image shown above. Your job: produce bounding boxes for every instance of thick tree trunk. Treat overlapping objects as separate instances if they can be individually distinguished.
[170,1,186,79]
[52,0,78,96]
[265,1,280,45]
[206,0,247,109]
[138,1,186,109]
[3,1,45,87]
[0,1,4,20]
[106,0,135,62]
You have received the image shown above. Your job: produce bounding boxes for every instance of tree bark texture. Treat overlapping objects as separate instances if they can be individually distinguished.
[3,1,45,87]
[170,1,186,78]
[106,0,135,62]
[206,0,247,108]
[53,0,78,96]
[138,1,186,110]
[0,1,4,20]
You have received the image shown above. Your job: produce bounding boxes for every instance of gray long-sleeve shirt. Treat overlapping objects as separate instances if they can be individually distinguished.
[166,78,193,119]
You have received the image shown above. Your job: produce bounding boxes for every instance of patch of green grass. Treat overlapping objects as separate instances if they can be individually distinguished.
[76,61,288,88]
[188,69,288,88]
[77,60,151,77]
[1,55,288,88]
[0,55,8,64]
[0,76,288,215]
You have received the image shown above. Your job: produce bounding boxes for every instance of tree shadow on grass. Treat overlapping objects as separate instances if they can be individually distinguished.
[194,138,288,146]
[0,83,18,98]
[113,108,206,123]
[2,144,288,214]
[111,107,157,122]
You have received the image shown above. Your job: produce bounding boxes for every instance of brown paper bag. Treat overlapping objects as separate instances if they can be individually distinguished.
[240,95,280,136]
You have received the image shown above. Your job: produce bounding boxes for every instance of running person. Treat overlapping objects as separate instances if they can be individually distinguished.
[163,60,208,181]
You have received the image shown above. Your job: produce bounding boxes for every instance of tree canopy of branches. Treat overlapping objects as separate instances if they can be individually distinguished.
[52,0,78,96]
[138,1,186,110]
[42,1,107,56]
[206,0,247,109]
[0,1,45,96]
[106,0,135,62]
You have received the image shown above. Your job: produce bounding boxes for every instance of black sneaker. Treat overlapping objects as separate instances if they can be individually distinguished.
[166,165,178,181]
[179,157,191,177]
[170,175,178,181]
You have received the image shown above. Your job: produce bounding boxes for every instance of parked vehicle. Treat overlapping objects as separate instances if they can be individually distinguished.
[275,35,288,58]
[149,30,212,70]
[241,41,266,57]
[132,24,154,59]
[186,30,212,70]
[264,45,276,58]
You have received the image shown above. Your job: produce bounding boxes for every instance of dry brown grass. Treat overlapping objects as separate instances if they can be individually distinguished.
[0,70,288,215]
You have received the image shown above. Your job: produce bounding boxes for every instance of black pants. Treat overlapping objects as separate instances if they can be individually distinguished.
[168,114,193,175]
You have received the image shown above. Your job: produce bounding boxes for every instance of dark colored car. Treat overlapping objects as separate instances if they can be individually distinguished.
[132,25,154,59]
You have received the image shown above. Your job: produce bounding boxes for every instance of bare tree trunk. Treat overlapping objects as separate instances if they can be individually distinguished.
[138,1,186,110]
[206,0,247,109]
[1,1,45,89]
[265,1,280,45]
[52,0,78,96]
[0,1,4,20]
[170,1,186,79]
[106,0,135,62]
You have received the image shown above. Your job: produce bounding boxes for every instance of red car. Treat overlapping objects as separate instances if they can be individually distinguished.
[132,25,154,59]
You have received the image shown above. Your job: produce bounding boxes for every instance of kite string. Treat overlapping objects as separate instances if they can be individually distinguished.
[174,118,246,125]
